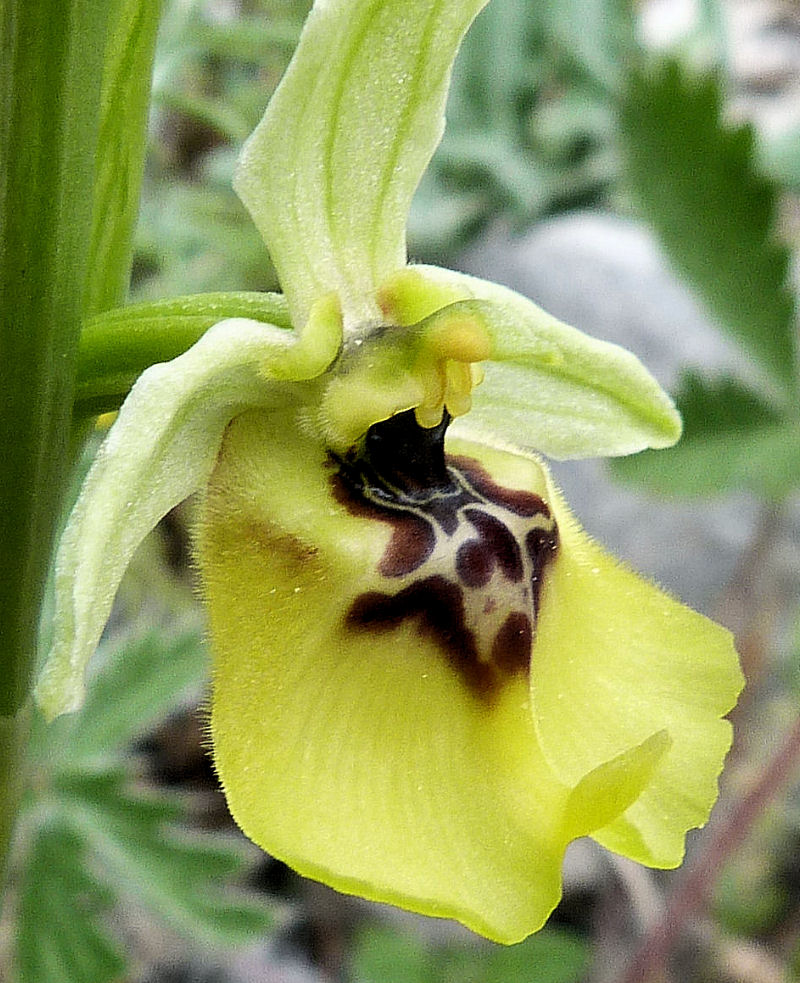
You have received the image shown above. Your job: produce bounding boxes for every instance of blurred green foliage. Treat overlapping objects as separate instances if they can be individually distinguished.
[409,0,632,256]
[610,55,800,498]
[621,60,796,395]
[611,371,800,499]
[15,619,274,983]
[133,0,312,300]
[351,923,589,983]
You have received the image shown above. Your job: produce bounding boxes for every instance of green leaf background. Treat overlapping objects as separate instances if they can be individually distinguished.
[613,56,799,500]
[351,923,588,983]
[16,626,273,983]
[611,372,800,499]
[619,59,797,400]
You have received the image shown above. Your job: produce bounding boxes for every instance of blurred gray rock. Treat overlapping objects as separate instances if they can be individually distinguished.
[456,213,762,610]
[231,945,326,983]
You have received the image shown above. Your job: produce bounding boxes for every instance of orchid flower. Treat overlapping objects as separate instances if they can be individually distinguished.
[36,0,743,943]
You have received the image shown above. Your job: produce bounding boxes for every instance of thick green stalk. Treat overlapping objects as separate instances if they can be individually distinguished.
[1,0,165,895]
[0,0,111,703]
[0,709,30,878]
[0,0,110,889]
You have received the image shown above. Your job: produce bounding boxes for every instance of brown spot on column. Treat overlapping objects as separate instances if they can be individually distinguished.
[491,612,533,675]
[379,514,436,577]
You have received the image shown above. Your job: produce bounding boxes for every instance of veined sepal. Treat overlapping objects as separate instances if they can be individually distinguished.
[234,0,489,331]
[36,309,342,720]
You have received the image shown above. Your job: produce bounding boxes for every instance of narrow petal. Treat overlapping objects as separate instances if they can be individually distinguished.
[527,475,744,867]
[36,314,340,720]
[234,0,488,330]
[380,266,682,459]
[563,730,671,842]
[198,410,669,941]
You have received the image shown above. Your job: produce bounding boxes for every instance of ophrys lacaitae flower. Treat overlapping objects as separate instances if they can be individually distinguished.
[37,0,743,942]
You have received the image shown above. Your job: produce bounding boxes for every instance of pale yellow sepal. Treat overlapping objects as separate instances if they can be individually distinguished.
[36,318,336,720]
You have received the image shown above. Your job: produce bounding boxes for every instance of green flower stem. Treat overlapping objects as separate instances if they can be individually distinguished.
[0,707,31,888]
[1,0,110,708]
[0,0,159,897]
[75,292,291,416]
[0,0,108,891]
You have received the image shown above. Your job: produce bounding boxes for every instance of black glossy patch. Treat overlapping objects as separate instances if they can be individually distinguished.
[355,408,454,497]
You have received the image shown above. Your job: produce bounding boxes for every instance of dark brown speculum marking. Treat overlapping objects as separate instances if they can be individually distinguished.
[332,410,558,698]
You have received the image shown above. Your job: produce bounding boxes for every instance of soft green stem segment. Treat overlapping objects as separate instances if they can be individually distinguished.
[0,707,31,887]
[0,0,159,896]
[76,292,291,416]
[0,0,110,711]
[0,0,107,895]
